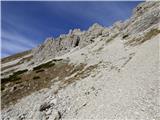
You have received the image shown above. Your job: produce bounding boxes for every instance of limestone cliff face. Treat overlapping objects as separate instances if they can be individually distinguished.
[32,23,105,64]
[31,2,160,65]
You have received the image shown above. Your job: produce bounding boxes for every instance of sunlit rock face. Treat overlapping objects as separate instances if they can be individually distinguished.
[31,22,105,64]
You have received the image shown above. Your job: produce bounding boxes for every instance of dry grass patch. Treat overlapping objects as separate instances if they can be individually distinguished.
[1,69,28,84]
[1,64,18,71]
[1,50,31,64]
[1,59,88,109]
[1,55,33,73]
[61,64,98,87]
[33,76,40,80]
[126,28,160,46]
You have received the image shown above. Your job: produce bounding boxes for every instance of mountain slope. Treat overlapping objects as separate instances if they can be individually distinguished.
[1,1,160,120]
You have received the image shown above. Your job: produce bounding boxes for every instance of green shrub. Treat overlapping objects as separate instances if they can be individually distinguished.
[13,69,28,76]
[33,61,55,71]
[122,34,129,39]
[1,75,21,84]
[1,69,27,84]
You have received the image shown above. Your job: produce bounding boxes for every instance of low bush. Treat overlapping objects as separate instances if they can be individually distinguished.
[1,76,21,84]
[122,34,129,39]
[13,69,28,76]
[33,61,55,71]
[1,69,27,84]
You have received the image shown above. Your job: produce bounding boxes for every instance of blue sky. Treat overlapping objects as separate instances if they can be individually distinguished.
[1,1,142,58]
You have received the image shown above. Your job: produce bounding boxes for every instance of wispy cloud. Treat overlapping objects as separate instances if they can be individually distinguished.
[1,6,39,58]
[1,20,37,58]
[46,2,137,27]
[1,30,36,58]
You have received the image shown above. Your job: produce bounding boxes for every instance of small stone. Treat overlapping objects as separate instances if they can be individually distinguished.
[39,102,51,111]
[18,113,26,120]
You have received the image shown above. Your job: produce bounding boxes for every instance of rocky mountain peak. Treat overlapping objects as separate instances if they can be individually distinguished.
[68,28,82,35]
[88,23,103,32]
[30,1,160,65]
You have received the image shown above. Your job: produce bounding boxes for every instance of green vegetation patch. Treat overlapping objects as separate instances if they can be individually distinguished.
[13,69,28,76]
[33,61,55,71]
[1,69,28,84]
[1,75,21,84]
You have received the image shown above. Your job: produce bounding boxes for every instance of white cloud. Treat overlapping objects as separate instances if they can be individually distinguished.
[1,30,36,57]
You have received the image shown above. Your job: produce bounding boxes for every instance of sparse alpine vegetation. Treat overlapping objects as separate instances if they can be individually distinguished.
[1,59,97,109]
[126,28,160,46]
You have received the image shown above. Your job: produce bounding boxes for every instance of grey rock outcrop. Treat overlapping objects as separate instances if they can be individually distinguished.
[123,1,160,35]
[31,2,160,65]
[31,23,105,64]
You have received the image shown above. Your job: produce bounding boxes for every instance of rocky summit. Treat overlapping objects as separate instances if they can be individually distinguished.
[1,1,160,120]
